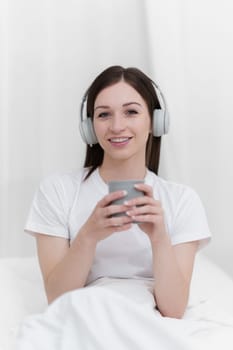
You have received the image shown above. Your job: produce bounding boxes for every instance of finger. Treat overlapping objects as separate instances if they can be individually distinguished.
[134,183,153,197]
[107,215,133,228]
[126,205,163,217]
[103,203,130,218]
[99,190,127,208]
[101,217,133,232]
[131,214,156,223]
[124,196,159,207]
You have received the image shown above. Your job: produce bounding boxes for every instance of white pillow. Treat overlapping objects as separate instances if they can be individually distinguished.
[189,252,233,310]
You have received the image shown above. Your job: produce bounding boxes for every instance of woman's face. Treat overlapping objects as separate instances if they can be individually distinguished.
[93,81,151,164]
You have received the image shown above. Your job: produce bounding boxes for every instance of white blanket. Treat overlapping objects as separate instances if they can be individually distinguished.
[14,278,195,350]
[1,254,233,350]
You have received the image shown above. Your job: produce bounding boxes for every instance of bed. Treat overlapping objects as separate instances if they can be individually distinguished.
[1,253,233,350]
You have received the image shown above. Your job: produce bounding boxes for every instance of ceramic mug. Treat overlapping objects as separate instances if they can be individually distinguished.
[108,180,145,222]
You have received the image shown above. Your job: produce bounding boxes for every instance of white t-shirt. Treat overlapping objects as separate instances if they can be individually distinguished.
[25,168,211,284]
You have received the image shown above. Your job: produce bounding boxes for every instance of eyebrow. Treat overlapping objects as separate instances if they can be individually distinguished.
[94,102,142,111]
[94,105,109,111]
[123,102,142,107]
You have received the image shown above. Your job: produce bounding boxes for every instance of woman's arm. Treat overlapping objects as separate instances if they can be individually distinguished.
[150,236,198,318]
[36,189,132,304]
[124,183,198,318]
[36,232,97,304]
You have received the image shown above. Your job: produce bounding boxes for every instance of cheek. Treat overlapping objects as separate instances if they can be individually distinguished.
[141,116,152,134]
[93,119,101,135]
[93,120,107,143]
[141,111,152,129]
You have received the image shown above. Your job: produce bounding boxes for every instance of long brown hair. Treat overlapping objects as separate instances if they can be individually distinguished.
[83,66,162,179]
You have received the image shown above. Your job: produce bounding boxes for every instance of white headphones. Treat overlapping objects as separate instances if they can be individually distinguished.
[79,82,170,145]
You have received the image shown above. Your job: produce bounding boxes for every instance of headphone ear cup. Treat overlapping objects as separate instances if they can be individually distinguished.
[152,108,170,137]
[79,118,98,145]
[152,109,165,137]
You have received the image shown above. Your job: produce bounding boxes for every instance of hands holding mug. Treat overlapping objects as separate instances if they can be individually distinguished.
[80,180,167,245]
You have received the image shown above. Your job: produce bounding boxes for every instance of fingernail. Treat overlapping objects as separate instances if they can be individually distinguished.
[123,190,128,196]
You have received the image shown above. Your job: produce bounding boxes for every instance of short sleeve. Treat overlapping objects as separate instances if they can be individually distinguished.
[170,187,211,249]
[24,174,70,239]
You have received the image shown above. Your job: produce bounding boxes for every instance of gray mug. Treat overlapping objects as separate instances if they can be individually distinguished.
[108,180,145,222]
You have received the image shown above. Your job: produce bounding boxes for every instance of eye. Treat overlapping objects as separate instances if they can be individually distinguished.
[125,109,138,116]
[97,112,110,118]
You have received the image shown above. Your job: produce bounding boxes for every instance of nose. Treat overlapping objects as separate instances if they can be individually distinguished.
[109,114,126,133]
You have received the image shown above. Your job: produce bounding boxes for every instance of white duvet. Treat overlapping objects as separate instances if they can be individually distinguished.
[1,254,233,350]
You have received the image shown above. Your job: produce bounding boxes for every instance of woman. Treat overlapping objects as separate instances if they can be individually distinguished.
[25,65,211,319]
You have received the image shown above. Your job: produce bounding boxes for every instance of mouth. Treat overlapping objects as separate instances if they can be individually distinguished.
[109,137,131,143]
[108,137,132,146]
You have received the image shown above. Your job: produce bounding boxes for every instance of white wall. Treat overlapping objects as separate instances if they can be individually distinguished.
[0,0,150,257]
[146,0,233,276]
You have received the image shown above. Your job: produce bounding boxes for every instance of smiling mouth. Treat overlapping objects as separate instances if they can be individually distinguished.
[108,137,132,143]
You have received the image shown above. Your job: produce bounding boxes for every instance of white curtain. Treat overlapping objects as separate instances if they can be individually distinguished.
[1,1,233,277]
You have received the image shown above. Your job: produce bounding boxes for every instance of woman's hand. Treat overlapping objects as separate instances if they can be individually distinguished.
[124,183,167,241]
[79,190,133,244]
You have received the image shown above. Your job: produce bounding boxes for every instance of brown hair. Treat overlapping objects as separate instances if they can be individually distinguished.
[83,66,162,179]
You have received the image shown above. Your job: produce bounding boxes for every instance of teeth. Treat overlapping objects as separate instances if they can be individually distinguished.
[110,138,129,143]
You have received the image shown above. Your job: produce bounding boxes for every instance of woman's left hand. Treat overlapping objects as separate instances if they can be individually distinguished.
[124,183,167,241]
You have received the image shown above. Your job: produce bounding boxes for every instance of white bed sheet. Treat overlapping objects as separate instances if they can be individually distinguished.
[1,253,233,350]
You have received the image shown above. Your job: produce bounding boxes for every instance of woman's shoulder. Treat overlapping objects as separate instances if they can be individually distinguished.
[147,171,200,203]
[37,167,88,194]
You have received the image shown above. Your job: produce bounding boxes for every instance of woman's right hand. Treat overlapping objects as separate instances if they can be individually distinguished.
[79,190,133,244]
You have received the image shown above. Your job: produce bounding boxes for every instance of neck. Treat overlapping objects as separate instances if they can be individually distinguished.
[99,158,147,182]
